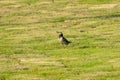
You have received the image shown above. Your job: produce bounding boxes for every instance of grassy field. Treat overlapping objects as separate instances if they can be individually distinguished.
[0,0,120,80]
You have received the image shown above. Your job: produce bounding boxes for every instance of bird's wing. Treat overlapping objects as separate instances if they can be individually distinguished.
[63,37,70,43]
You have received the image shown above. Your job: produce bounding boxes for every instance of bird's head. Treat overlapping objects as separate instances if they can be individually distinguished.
[56,31,63,37]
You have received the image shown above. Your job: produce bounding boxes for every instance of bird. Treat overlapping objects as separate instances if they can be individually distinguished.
[57,31,71,46]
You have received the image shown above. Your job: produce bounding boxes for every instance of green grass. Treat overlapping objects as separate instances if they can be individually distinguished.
[0,0,120,80]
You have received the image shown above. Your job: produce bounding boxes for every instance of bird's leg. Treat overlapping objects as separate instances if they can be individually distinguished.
[61,43,65,48]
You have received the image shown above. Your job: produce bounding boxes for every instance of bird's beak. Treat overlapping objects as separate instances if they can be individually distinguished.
[56,31,62,34]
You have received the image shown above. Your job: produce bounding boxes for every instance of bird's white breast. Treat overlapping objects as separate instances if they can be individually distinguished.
[59,37,63,42]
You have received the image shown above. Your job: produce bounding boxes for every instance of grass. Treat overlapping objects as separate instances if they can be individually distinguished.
[0,0,120,80]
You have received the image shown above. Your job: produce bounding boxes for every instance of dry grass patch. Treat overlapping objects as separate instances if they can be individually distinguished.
[89,4,118,9]
[20,58,64,67]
